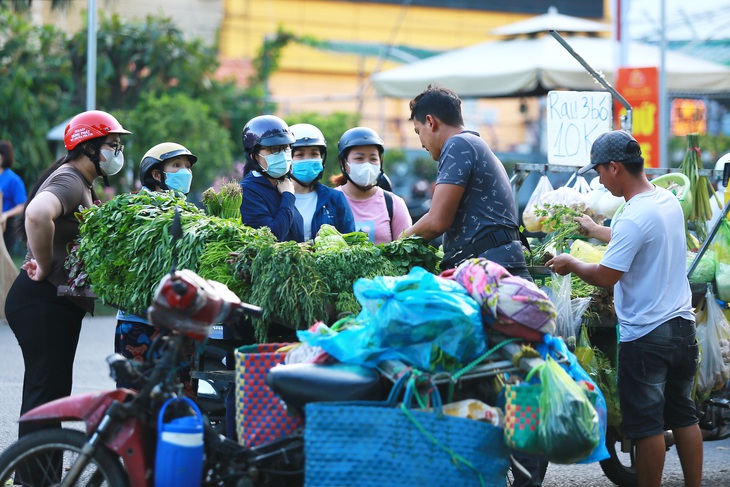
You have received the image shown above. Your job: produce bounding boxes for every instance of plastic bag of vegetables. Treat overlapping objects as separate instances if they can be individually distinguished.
[686,250,716,284]
[522,175,554,232]
[713,219,730,302]
[695,290,730,400]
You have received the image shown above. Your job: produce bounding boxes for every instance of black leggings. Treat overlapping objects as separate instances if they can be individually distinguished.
[5,270,86,438]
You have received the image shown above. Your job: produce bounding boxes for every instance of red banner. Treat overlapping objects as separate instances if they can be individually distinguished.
[615,67,659,168]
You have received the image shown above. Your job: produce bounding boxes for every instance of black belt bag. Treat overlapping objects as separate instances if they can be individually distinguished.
[441,227,524,269]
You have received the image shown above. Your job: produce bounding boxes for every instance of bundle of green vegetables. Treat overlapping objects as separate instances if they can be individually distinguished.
[220,225,441,340]
[74,191,275,316]
[680,133,720,244]
[202,180,243,220]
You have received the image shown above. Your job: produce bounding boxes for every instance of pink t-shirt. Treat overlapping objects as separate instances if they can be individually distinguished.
[336,186,412,244]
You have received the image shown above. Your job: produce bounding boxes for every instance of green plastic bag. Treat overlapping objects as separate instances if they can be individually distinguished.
[714,219,730,302]
[538,356,600,464]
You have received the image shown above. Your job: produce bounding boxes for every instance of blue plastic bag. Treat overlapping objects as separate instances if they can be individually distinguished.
[537,334,610,463]
[297,267,486,370]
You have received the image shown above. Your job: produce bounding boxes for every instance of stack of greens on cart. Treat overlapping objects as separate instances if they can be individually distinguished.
[71,191,276,316]
[69,192,440,341]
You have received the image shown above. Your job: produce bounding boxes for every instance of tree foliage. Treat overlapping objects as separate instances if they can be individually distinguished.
[0,9,73,185]
[118,92,235,195]
[67,14,221,111]
[0,9,362,197]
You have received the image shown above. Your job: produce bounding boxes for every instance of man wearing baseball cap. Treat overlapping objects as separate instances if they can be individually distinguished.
[547,130,702,487]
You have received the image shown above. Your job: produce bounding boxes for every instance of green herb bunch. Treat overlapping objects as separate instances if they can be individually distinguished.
[527,204,581,264]
[378,235,441,275]
[245,241,330,341]
[76,191,273,315]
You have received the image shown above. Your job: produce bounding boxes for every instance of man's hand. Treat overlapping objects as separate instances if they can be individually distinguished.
[575,214,611,243]
[545,253,577,276]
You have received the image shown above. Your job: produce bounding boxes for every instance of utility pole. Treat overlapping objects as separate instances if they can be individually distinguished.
[86,0,97,111]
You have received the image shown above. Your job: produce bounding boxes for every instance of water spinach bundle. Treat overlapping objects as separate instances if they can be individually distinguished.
[76,191,275,316]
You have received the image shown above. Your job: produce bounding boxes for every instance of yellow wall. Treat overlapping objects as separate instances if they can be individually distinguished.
[219,0,592,151]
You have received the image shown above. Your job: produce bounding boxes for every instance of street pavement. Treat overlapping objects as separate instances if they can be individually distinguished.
[0,315,728,486]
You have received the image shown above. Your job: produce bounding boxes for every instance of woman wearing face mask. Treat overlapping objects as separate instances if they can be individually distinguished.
[138,142,197,194]
[331,127,411,244]
[240,115,300,242]
[4,110,130,449]
[289,123,354,241]
[113,142,198,392]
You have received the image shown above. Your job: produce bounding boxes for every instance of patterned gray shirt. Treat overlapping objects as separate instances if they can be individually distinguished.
[437,131,526,269]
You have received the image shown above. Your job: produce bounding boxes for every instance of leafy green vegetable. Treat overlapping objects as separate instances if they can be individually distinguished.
[76,191,273,315]
[377,235,441,275]
[244,241,330,341]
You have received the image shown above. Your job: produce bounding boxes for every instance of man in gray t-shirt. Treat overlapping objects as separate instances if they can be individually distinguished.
[403,85,527,274]
[404,85,541,486]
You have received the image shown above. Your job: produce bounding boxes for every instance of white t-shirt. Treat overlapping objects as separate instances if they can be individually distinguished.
[294,191,318,241]
[335,187,412,244]
[601,186,694,341]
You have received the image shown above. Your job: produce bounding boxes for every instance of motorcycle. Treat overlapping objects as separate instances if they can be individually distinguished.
[0,210,536,487]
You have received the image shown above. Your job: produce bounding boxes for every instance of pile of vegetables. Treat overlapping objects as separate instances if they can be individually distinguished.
[69,191,441,341]
[70,191,275,316]
[224,225,440,340]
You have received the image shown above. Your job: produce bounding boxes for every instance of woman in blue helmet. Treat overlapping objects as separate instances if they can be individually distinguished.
[289,123,354,241]
[240,115,300,242]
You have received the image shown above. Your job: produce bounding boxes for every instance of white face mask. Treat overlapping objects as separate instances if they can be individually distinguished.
[100,148,125,176]
[348,163,379,187]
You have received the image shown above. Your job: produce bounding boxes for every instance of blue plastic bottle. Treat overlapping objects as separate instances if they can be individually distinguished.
[155,397,204,487]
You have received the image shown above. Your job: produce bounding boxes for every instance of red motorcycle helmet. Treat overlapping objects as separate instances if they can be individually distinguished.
[64,110,132,151]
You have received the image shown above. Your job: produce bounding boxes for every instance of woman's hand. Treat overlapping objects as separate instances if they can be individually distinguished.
[22,258,49,281]
[276,177,294,195]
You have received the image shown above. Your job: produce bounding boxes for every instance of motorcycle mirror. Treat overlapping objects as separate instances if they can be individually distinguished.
[170,207,183,274]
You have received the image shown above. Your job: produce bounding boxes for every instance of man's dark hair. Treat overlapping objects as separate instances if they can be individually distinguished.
[0,140,14,169]
[409,84,464,126]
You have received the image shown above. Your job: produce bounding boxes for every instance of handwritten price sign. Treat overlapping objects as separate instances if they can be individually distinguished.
[546,91,612,167]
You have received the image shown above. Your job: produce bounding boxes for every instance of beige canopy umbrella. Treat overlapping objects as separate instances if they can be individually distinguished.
[371,6,730,98]
[371,34,730,98]
[491,6,609,36]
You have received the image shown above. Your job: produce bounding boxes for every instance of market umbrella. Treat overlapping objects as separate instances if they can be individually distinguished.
[371,35,730,98]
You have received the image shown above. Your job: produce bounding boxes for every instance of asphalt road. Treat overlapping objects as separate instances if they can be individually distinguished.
[0,316,728,486]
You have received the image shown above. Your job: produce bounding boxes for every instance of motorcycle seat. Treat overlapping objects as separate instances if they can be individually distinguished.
[266,363,384,413]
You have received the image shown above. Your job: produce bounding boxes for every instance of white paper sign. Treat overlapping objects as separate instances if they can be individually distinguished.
[546,91,612,167]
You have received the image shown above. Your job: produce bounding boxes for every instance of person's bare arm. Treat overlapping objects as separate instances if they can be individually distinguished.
[546,253,623,288]
[402,183,464,240]
[24,192,63,281]
[576,214,611,243]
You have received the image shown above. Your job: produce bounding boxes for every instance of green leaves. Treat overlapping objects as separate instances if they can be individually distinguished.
[76,191,274,315]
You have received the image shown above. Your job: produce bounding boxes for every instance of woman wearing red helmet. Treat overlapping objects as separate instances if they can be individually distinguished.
[4,110,131,447]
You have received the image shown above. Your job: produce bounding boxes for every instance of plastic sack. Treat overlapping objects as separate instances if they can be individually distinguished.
[537,187,588,233]
[537,334,609,463]
[570,240,607,264]
[714,220,730,302]
[523,175,554,232]
[686,250,716,284]
[570,174,592,195]
[297,267,486,371]
[538,356,600,464]
[551,273,573,339]
[695,290,730,399]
